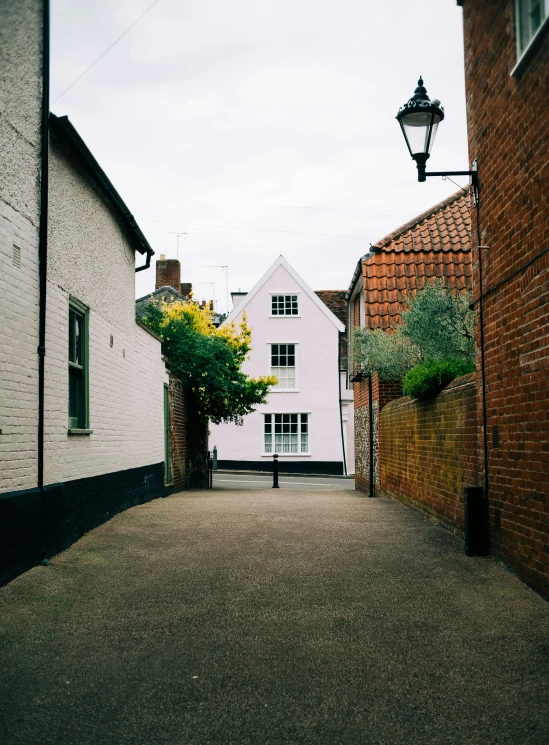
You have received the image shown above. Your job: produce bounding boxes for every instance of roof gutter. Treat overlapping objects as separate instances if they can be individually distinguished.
[345,253,370,301]
[49,114,154,272]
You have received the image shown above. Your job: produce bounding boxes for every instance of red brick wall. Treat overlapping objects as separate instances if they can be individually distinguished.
[169,375,187,492]
[461,0,549,595]
[379,374,478,535]
[156,259,181,290]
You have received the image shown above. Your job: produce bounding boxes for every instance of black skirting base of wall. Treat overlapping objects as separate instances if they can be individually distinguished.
[217,460,345,475]
[0,463,167,587]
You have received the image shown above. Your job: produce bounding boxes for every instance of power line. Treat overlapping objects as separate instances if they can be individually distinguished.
[127,197,423,214]
[52,0,161,104]
[140,218,372,240]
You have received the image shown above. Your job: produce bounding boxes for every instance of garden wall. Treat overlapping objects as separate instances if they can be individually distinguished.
[378,373,478,535]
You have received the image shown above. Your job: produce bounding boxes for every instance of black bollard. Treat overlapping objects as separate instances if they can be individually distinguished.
[272,453,279,488]
[213,445,218,471]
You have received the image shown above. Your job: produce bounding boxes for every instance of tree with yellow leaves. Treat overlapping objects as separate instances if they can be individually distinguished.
[141,300,276,424]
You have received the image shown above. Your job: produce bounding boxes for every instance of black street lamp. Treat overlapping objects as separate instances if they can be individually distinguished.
[396,77,478,195]
[396,77,488,556]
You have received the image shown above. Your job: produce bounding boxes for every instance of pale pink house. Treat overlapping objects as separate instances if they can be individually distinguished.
[210,256,354,475]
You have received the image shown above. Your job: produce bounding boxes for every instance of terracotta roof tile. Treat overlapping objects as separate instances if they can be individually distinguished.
[358,189,472,330]
[314,290,347,326]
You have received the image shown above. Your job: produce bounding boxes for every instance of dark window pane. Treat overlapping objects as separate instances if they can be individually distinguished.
[69,310,76,362]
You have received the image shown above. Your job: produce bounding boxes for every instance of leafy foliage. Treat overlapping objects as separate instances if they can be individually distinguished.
[352,327,419,381]
[140,300,277,425]
[402,359,475,400]
[352,280,475,386]
[401,279,474,364]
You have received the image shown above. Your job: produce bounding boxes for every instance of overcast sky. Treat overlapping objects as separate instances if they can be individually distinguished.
[51,0,469,313]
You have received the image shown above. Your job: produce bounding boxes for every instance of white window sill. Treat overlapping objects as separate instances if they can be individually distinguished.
[511,15,549,76]
[68,428,93,435]
[261,453,311,457]
[268,315,301,319]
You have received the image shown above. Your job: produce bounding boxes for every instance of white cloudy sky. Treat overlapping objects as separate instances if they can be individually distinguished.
[50,0,469,313]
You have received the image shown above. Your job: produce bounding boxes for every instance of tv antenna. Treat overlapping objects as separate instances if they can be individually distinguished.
[206,265,229,314]
[166,231,187,260]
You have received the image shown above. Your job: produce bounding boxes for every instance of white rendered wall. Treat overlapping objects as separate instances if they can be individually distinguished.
[0,0,42,493]
[210,263,353,470]
[44,138,167,485]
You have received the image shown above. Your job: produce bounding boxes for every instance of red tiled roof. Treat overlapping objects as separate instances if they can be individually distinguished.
[362,189,472,330]
[372,187,471,253]
[315,290,347,326]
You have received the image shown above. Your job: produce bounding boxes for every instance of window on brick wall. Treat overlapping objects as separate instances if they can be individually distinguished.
[68,298,89,430]
[516,0,548,56]
[271,294,298,315]
[264,414,309,454]
[270,344,296,389]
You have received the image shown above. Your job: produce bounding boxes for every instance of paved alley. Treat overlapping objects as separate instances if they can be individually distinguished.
[1,487,548,745]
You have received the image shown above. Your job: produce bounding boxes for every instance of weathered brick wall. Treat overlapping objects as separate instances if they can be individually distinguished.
[379,374,478,535]
[354,373,401,495]
[460,0,549,595]
[168,375,187,492]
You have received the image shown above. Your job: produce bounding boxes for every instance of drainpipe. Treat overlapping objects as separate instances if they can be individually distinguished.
[338,331,347,476]
[38,0,50,561]
[135,247,153,272]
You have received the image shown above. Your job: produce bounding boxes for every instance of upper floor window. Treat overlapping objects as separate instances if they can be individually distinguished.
[68,298,89,430]
[516,0,548,55]
[272,294,298,316]
[271,344,296,389]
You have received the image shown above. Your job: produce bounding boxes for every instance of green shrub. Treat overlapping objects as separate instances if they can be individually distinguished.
[402,359,474,400]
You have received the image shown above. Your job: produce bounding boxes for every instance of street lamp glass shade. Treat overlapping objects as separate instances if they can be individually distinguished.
[399,109,442,156]
[396,78,444,164]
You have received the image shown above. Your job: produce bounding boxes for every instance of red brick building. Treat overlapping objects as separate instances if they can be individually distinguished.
[347,189,472,494]
[457,0,549,594]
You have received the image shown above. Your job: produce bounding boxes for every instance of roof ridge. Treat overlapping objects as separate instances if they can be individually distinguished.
[372,187,470,251]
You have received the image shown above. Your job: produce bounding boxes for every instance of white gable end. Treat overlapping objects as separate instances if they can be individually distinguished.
[225,256,344,332]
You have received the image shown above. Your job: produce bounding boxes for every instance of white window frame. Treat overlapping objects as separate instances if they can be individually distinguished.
[268,342,298,391]
[512,0,549,76]
[270,293,300,317]
[263,413,310,456]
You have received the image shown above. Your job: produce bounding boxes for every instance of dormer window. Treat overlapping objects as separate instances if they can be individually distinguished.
[272,294,298,316]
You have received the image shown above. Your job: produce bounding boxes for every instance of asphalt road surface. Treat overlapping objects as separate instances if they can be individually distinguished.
[213,471,355,490]
[1,486,548,745]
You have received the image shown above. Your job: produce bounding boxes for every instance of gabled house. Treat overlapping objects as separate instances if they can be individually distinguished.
[0,4,170,586]
[346,189,472,492]
[210,256,354,475]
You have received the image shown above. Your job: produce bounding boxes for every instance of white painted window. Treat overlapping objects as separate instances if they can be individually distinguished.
[271,294,298,316]
[271,344,296,389]
[264,414,309,454]
[516,0,548,55]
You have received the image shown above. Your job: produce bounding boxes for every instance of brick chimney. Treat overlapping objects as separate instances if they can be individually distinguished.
[155,254,181,290]
[180,282,193,299]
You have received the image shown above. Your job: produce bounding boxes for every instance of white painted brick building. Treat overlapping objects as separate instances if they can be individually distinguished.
[0,1,169,583]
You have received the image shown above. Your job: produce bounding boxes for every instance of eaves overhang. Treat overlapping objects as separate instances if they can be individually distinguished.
[49,114,154,266]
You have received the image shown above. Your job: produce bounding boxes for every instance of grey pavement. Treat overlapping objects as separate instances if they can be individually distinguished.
[1,486,549,745]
